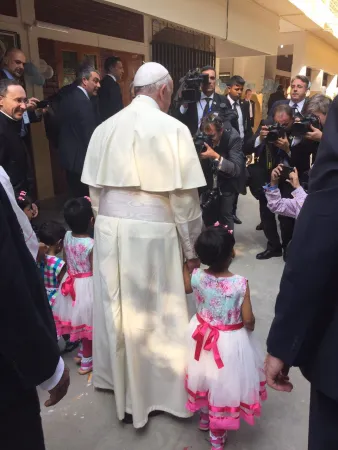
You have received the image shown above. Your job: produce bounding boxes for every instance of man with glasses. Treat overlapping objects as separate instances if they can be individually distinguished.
[0,79,34,193]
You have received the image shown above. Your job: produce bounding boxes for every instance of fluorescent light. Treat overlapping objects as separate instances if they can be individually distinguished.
[35,21,69,33]
[280,44,284,48]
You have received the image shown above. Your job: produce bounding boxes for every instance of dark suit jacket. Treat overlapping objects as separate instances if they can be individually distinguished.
[98,75,124,123]
[0,182,60,411]
[0,111,33,194]
[224,97,253,146]
[58,87,97,175]
[267,91,286,114]
[245,99,255,127]
[268,98,310,120]
[175,93,227,136]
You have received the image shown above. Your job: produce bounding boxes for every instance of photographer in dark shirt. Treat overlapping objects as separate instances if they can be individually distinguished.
[199,113,245,230]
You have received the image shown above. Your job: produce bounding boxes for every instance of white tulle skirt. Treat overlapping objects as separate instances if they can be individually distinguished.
[53,274,94,342]
[185,315,267,431]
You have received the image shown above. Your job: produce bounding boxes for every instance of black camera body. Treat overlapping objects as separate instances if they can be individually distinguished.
[180,69,209,104]
[193,132,213,155]
[290,114,321,137]
[266,123,286,143]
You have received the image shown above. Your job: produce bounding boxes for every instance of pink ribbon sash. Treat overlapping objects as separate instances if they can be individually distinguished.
[61,272,92,306]
[192,314,244,369]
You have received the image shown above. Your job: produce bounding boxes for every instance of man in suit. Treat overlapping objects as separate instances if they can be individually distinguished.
[244,88,255,127]
[58,64,100,197]
[224,75,253,225]
[265,96,338,450]
[269,75,310,119]
[267,84,285,114]
[98,56,124,122]
[176,65,226,136]
[0,168,70,450]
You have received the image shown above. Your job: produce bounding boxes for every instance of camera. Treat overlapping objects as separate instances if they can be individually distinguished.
[201,189,219,211]
[266,123,286,143]
[179,69,209,104]
[290,114,321,137]
[193,132,213,155]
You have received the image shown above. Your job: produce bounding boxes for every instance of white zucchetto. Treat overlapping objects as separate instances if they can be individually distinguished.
[133,62,169,87]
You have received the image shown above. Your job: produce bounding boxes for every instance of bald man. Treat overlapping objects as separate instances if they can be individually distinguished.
[1,48,41,139]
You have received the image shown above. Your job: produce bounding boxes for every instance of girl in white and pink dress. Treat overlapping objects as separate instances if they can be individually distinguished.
[184,224,267,449]
[53,197,94,375]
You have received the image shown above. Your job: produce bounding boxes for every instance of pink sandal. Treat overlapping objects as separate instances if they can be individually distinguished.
[210,431,228,449]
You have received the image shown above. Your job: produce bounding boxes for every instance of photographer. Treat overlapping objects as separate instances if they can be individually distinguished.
[176,66,226,135]
[199,113,245,230]
[300,93,331,145]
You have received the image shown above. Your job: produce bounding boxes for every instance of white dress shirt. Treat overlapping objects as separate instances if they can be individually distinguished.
[180,92,215,129]
[289,98,306,114]
[227,95,244,139]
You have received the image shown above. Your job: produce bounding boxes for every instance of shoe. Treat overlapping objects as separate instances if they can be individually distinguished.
[73,356,81,365]
[199,411,210,431]
[233,215,242,225]
[256,222,263,231]
[64,340,80,353]
[122,413,133,424]
[210,430,228,449]
[256,249,283,260]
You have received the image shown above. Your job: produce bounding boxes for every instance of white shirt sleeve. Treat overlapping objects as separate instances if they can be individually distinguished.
[255,136,262,148]
[38,357,64,391]
[180,105,188,115]
[169,189,202,260]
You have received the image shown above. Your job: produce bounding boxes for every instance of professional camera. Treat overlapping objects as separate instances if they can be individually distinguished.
[178,69,209,104]
[201,188,220,211]
[266,123,287,143]
[290,114,321,137]
[193,132,213,155]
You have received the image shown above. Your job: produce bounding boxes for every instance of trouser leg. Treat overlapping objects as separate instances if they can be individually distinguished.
[66,171,89,197]
[232,192,239,215]
[278,215,295,249]
[259,195,282,251]
[219,192,235,231]
[308,386,338,450]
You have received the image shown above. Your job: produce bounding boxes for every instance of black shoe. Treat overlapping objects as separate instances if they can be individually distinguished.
[283,249,288,262]
[256,222,263,231]
[122,413,133,424]
[256,249,283,260]
[233,215,242,225]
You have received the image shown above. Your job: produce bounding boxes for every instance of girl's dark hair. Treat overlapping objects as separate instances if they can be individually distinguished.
[194,226,235,271]
[63,197,93,234]
[37,221,66,246]
[16,191,32,211]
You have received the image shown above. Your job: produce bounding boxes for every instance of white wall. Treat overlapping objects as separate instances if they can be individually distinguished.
[304,32,338,74]
[233,56,266,92]
[220,58,233,75]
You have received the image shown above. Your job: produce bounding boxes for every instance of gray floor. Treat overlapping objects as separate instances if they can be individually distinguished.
[39,192,310,450]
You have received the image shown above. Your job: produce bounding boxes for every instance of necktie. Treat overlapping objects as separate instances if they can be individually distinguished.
[292,103,298,117]
[203,98,212,117]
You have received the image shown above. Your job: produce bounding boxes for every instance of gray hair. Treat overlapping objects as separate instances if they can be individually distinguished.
[76,64,98,85]
[0,79,21,97]
[134,74,172,96]
[305,94,332,116]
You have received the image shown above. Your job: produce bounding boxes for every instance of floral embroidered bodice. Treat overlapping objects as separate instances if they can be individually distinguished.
[64,231,94,275]
[191,269,247,327]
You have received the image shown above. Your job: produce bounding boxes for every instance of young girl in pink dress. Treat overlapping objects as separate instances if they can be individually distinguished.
[53,197,94,375]
[184,224,267,449]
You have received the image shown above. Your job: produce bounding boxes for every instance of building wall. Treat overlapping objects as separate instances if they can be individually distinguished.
[233,56,266,92]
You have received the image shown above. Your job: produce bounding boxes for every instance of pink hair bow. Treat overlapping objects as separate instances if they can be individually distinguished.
[214,222,234,234]
[84,196,91,203]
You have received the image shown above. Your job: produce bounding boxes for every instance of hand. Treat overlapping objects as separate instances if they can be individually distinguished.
[305,125,322,142]
[270,164,283,186]
[246,155,253,166]
[259,125,269,142]
[286,167,301,189]
[26,97,40,111]
[265,354,293,393]
[31,203,39,219]
[45,366,70,407]
[186,258,200,273]
[37,242,49,262]
[200,143,220,161]
[275,136,290,154]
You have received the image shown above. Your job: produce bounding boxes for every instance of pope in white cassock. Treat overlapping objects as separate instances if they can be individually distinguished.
[81,62,206,428]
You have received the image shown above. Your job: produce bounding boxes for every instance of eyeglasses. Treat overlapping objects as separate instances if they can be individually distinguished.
[4,96,29,105]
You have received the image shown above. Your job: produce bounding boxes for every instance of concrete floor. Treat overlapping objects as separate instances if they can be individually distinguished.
[39,193,310,450]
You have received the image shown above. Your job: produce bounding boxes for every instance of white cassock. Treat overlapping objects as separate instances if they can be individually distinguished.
[82,95,206,428]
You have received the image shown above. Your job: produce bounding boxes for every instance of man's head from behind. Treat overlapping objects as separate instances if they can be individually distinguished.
[201,66,216,97]
[304,94,332,126]
[290,75,310,104]
[228,76,245,102]
[104,56,124,81]
[77,64,100,97]
[0,79,27,120]
[273,104,294,129]
[133,62,173,113]
[2,48,26,79]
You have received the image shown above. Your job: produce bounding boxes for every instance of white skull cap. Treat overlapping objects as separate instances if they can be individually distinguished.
[133,62,169,87]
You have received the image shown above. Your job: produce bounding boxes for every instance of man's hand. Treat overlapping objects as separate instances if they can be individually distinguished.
[186,258,200,273]
[200,143,220,161]
[275,136,290,154]
[305,125,322,142]
[259,125,269,142]
[286,167,301,189]
[270,164,283,186]
[45,366,70,407]
[265,354,293,393]
[26,97,40,112]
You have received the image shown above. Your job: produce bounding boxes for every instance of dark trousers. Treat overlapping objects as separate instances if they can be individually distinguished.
[309,387,338,450]
[1,389,45,450]
[66,170,89,198]
[202,192,235,231]
[259,195,295,250]
[232,192,239,216]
